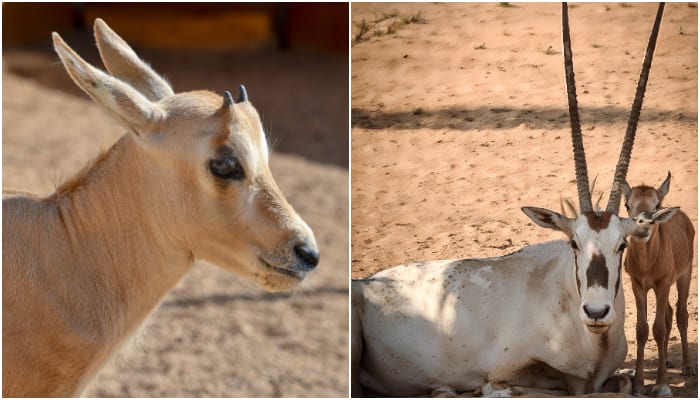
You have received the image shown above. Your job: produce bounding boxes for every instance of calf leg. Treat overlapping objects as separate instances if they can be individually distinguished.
[663,302,673,368]
[631,282,648,395]
[652,284,672,397]
[676,269,696,376]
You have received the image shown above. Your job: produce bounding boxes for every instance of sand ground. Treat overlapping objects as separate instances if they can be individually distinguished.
[2,36,348,396]
[351,3,697,397]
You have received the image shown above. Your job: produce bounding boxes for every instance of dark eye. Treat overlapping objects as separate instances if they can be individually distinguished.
[209,156,245,180]
[569,240,579,250]
[617,242,627,253]
[624,203,630,211]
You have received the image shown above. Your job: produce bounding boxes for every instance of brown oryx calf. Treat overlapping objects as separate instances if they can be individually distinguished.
[621,172,696,396]
[2,20,319,397]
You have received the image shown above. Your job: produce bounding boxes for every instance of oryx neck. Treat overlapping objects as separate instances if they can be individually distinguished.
[45,133,193,342]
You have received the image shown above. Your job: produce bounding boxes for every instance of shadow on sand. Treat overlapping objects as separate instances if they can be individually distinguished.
[352,106,697,132]
[163,286,347,308]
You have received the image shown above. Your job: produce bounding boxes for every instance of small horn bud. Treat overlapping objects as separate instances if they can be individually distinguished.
[223,90,234,107]
[237,84,248,102]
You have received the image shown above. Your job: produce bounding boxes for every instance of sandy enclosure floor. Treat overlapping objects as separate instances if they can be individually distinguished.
[351,3,697,397]
[2,41,348,396]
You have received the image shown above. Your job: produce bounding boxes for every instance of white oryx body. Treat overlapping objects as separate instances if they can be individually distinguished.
[353,216,635,397]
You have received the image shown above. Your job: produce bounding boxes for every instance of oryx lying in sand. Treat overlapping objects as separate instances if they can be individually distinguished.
[352,3,668,397]
[621,172,696,396]
[3,19,318,397]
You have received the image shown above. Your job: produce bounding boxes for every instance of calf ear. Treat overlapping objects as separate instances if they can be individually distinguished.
[522,207,574,237]
[53,32,164,134]
[94,18,174,101]
[651,206,679,224]
[657,171,671,200]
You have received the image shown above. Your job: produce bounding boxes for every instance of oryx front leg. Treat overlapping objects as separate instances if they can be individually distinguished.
[676,269,696,377]
[631,281,648,395]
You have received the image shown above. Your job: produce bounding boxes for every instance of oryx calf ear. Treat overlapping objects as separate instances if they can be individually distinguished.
[94,18,174,101]
[657,171,671,200]
[53,32,164,134]
[522,207,574,237]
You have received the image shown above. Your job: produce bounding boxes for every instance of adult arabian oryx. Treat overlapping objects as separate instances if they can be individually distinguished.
[352,4,669,397]
[3,20,318,397]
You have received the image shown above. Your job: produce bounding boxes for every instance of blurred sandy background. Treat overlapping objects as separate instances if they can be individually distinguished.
[352,2,696,397]
[3,3,348,397]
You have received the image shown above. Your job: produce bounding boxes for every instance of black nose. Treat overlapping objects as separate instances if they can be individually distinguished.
[294,243,319,270]
[584,305,610,320]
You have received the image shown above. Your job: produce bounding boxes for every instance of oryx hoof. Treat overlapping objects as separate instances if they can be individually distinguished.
[652,384,672,398]
[616,368,635,377]
[601,374,632,394]
[479,382,512,398]
[631,380,645,396]
[430,385,459,398]
[682,365,696,377]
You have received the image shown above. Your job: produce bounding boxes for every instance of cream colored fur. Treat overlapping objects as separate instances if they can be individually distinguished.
[2,19,318,397]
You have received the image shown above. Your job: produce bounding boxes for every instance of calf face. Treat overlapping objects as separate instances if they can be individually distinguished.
[52,20,319,292]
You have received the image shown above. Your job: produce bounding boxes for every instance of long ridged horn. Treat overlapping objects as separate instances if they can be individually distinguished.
[237,84,248,102]
[606,3,664,213]
[562,3,593,213]
[223,90,234,107]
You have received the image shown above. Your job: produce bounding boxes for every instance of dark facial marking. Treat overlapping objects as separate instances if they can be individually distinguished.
[574,253,581,297]
[586,253,609,288]
[584,211,612,232]
[615,253,622,297]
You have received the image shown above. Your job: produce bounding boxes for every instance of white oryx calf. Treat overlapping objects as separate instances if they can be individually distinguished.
[3,20,319,397]
[352,3,668,397]
[621,172,696,396]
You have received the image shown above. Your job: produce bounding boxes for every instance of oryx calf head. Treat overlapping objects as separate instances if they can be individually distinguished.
[622,172,680,243]
[53,19,319,292]
[522,3,664,334]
